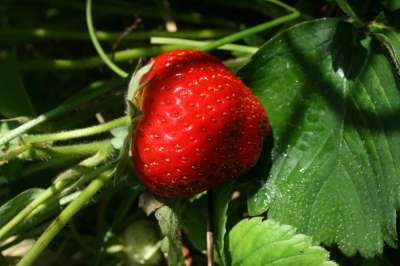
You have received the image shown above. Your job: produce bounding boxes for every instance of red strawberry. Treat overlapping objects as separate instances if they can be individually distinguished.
[132,49,269,198]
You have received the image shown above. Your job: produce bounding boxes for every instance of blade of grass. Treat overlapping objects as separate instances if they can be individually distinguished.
[16,164,117,266]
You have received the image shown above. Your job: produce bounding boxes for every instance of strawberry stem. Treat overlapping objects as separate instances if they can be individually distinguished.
[25,116,130,144]
[0,79,123,147]
[7,140,111,163]
[0,28,232,41]
[151,37,258,54]
[36,140,112,158]
[200,0,300,51]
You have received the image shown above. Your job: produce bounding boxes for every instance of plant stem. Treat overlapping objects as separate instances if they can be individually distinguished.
[0,28,232,41]
[0,79,123,147]
[151,37,258,54]
[207,191,215,266]
[26,116,130,143]
[86,0,128,77]
[0,150,110,241]
[200,0,300,51]
[47,140,112,157]
[0,180,70,242]
[15,140,111,162]
[16,165,116,266]
[18,45,180,71]
[0,145,30,164]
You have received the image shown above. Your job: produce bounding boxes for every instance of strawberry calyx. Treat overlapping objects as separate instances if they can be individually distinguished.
[126,60,155,117]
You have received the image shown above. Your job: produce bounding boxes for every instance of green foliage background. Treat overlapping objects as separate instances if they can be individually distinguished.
[1,0,400,265]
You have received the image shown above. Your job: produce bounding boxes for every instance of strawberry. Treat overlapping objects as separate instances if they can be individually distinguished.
[132,49,269,198]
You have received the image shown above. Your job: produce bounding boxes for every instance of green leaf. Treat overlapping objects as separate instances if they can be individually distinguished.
[213,182,234,266]
[155,205,184,266]
[0,254,8,266]
[0,188,44,228]
[240,18,400,257]
[180,196,207,252]
[0,54,36,118]
[228,218,337,266]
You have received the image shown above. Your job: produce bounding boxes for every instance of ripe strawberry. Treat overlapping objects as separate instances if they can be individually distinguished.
[132,49,269,198]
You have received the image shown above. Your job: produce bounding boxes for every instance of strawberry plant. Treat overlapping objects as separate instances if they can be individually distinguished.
[1,0,400,265]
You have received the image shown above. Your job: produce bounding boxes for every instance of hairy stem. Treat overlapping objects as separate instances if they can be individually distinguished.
[26,116,130,144]
[0,79,123,147]
[47,140,112,157]
[200,0,300,51]
[0,145,30,164]
[0,149,111,241]
[151,37,258,54]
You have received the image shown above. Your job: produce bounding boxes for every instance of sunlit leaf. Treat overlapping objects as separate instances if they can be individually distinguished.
[240,18,400,257]
[228,218,337,266]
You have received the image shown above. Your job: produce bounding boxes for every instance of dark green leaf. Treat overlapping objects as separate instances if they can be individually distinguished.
[180,196,207,252]
[372,30,400,75]
[0,54,35,118]
[335,0,364,26]
[381,0,400,11]
[0,188,44,228]
[213,182,234,266]
[240,18,400,257]
[0,254,8,266]
[228,218,337,266]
